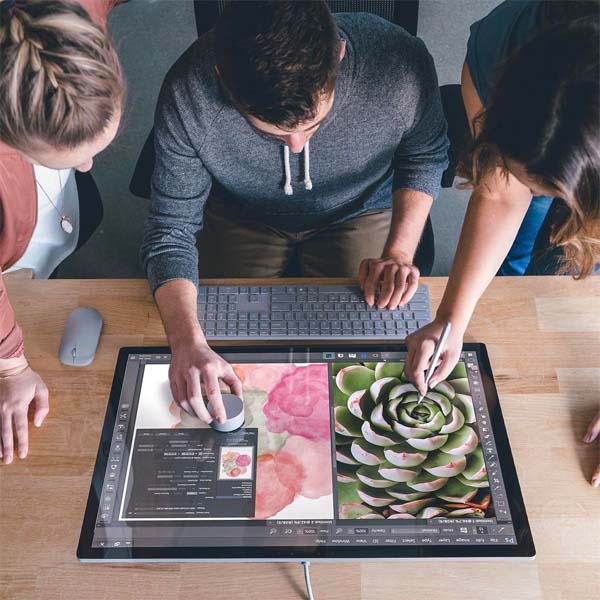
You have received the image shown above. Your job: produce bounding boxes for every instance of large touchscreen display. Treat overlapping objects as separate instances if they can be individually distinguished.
[91,349,519,550]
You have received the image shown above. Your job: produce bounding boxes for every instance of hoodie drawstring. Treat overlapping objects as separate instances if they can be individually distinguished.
[283,145,293,195]
[283,141,312,195]
[303,141,313,191]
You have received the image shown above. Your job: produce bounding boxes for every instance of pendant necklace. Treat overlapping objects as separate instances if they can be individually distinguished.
[35,169,74,234]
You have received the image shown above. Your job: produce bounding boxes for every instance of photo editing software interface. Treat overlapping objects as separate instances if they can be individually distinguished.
[93,350,517,549]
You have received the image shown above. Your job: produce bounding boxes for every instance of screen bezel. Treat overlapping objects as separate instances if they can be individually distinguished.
[77,344,535,561]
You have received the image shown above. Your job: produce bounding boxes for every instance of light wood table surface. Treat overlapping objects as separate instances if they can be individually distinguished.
[0,276,598,600]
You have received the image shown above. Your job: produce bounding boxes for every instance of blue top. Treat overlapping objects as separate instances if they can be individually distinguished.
[466,0,554,275]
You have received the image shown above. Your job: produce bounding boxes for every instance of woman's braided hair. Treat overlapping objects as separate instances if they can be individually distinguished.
[0,0,125,152]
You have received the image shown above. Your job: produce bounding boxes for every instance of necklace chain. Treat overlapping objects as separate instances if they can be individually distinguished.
[35,169,74,234]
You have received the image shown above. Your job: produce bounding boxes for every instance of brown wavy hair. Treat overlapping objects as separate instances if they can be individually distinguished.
[0,0,125,153]
[215,0,340,128]
[461,18,599,277]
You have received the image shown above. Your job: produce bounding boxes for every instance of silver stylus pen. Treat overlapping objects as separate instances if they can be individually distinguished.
[416,321,452,404]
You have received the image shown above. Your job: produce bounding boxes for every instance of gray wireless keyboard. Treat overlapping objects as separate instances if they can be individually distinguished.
[197,284,431,340]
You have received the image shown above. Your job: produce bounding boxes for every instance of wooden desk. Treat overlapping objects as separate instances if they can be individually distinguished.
[1,277,598,600]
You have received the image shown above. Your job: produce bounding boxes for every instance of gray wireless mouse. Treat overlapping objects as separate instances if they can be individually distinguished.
[59,307,103,366]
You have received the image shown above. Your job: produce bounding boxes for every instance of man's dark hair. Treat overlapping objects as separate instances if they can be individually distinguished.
[215,0,340,129]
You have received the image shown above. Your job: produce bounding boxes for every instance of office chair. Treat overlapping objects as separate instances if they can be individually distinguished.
[193,0,419,38]
[129,1,445,275]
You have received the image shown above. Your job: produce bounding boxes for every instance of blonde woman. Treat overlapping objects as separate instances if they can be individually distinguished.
[0,0,125,464]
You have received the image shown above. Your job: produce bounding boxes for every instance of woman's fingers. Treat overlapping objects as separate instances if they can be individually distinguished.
[1,409,14,464]
[592,463,600,488]
[409,339,436,397]
[583,410,600,443]
[429,349,460,389]
[14,411,29,459]
[33,383,49,428]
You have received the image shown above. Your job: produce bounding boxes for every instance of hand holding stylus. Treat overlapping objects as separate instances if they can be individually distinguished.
[415,321,452,404]
[405,318,463,398]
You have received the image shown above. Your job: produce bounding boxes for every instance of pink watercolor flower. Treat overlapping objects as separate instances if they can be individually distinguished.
[263,364,330,441]
[232,363,294,391]
[277,436,332,499]
[254,453,303,519]
[236,454,251,467]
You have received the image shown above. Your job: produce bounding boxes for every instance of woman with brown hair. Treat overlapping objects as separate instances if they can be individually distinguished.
[0,0,125,464]
[405,3,599,485]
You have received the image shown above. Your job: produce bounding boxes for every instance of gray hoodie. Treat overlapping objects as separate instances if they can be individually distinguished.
[142,13,449,293]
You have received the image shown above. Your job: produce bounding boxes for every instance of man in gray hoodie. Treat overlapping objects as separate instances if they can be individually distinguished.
[141,1,448,424]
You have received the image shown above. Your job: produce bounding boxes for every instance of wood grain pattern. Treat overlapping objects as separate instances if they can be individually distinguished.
[0,276,598,600]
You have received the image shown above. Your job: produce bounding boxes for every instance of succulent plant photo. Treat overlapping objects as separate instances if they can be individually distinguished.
[334,361,492,520]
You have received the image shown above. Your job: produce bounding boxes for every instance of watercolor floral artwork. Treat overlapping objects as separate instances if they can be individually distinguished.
[135,362,334,519]
[333,361,492,520]
[219,447,254,480]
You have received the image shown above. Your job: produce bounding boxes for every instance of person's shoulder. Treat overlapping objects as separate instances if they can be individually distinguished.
[162,30,216,94]
[468,0,542,67]
[467,0,542,104]
[336,12,418,50]
[336,12,429,74]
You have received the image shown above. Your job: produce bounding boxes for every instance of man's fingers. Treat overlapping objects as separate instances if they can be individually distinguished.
[1,411,14,464]
[377,265,398,308]
[222,369,244,400]
[387,269,409,310]
[202,369,226,424]
[173,377,194,418]
[33,384,49,428]
[398,268,419,306]
[363,262,384,306]
[358,259,369,290]
[14,411,29,459]
[583,410,600,443]
[178,398,194,417]
[185,371,213,424]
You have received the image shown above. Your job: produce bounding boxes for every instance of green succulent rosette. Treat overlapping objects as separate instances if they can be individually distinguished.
[334,361,491,520]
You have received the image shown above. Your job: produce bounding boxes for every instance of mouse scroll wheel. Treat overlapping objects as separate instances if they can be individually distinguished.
[71,346,77,365]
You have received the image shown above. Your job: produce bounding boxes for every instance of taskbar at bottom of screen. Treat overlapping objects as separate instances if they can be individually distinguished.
[93,535,519,548]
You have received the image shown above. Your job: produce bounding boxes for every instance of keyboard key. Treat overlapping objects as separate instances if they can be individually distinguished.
[272,302,291,311]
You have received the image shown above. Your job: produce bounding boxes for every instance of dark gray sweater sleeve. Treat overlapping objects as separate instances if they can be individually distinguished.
[140,82,211,294]
[392,40,449,198]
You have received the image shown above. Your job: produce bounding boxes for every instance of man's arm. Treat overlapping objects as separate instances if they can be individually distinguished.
[155,280,242,425]
[142,79,242,423]
[359,39,448,308]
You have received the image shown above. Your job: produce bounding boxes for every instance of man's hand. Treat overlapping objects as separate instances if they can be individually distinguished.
[583,409,600,488]
[169,338,243,425]
[358,257,419,309]
[0,367,49,464]
[404,319,464,397]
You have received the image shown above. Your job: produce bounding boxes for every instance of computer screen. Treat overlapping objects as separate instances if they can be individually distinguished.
[79,344,534,560]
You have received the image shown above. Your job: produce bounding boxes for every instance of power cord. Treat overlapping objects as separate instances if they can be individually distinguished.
[302,561,315,600]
